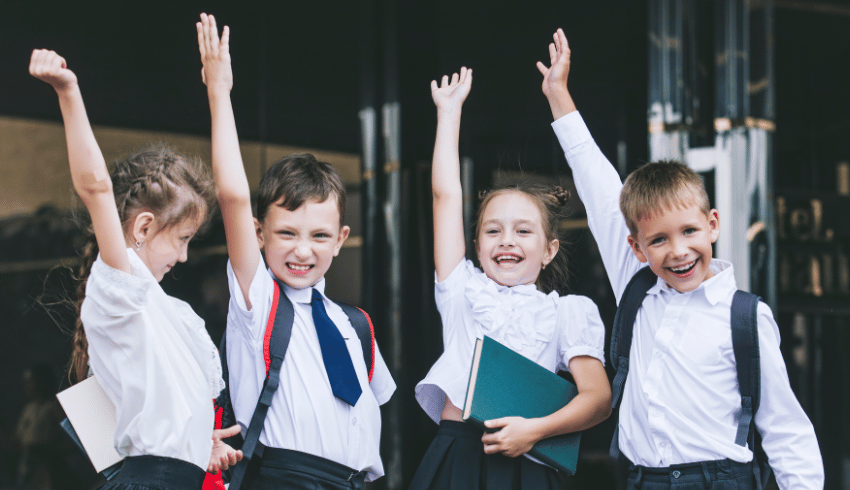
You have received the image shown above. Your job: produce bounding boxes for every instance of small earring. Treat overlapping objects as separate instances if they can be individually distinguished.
[135,240,143,251]
[542,263,546,270]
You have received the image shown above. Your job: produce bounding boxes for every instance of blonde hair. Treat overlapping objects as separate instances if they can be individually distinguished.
[620,160,710,237]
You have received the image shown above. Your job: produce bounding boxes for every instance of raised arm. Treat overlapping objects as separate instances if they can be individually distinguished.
[431,68,472,281]
[537,30,641,300]
[198,13,260,307]
[29,50,130,274]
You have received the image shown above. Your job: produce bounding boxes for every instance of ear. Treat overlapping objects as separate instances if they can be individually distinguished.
[254,217,264,250]
[627,235,648,263]
[707,209,720,243]
[132,212,156,245]
[333,225,351,257]
[543,238,560,267]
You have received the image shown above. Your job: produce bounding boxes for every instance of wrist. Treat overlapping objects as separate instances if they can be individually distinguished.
[54,83,80,98]
[547,87,576,120]
[207,85,233,98]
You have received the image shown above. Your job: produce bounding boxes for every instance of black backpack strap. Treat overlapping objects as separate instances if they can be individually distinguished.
[338,303,376,383]
[609,266,658,459]
[229,279,295,490]
[730,291,772,488]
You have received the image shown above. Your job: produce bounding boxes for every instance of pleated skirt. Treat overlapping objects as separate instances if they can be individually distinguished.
[409,420,564,490]
[100,455,206,490]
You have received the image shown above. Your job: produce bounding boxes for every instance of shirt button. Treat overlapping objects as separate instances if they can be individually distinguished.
[654,351,663,359]
[659,441,667,448]
[672,470,681,479]
[352,417,358,426]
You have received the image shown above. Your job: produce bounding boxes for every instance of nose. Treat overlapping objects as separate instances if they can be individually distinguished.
[500,231,517,247]
[669,237,688,258]
[294,239,312,259]
[179,243,189,263]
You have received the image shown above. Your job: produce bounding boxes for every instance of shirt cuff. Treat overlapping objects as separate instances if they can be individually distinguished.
[552,111,593,153]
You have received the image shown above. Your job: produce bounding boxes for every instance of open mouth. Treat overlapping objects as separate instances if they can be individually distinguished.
[493,253,524,265]
[287,262,314,275]
[667,259,697,277]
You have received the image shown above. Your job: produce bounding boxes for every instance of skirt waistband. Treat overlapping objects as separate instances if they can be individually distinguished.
[113,455,205,490]
[436,419,484,439]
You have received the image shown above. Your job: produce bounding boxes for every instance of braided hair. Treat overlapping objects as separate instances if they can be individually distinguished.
[69,145,214,383]
[475,182,571,295]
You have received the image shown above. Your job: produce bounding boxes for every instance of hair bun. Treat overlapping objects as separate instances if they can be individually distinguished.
[551,186,570,207]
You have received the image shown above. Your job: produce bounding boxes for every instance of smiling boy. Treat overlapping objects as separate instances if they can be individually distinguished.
[537,29,822,489]
[198,14,395,489]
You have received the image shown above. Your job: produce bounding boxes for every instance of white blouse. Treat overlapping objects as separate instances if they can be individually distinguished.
[81,249,224,470]
[415,259,605,424]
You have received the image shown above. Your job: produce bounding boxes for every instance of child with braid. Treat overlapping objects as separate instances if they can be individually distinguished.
[29,49,241,490]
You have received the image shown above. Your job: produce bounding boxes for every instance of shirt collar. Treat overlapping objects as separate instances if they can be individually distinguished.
[127,247,156,282]
[267,269,327,304]
[645,259,736,304]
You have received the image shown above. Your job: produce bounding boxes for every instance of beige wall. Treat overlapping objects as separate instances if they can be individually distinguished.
[0,115,360,218]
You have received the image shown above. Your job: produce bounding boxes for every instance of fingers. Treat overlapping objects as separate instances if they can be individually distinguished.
[430,79,438,92]
[221,25,230,54]
[549,42,557,64]
[536,61,549,76]
[441,74,449,88]
[450,72,459,85]
[214,424,242,440]
[484,418,508,429]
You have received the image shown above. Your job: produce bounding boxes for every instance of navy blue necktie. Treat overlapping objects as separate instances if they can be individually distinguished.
[311,289,362,406]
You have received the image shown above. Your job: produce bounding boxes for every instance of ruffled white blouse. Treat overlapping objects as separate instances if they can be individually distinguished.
[81,248,225,470]
[415,259,605,424]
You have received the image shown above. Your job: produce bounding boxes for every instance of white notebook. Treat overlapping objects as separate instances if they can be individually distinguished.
[56,376,123,472]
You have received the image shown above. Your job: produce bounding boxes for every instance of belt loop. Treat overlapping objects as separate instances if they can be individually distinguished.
[700,461,711,489]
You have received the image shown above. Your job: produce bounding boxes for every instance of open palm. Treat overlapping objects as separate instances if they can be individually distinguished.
[431,67,472,112]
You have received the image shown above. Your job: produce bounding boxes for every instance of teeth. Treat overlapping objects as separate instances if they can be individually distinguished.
[289,263,311,271]
[670,260,696,273]
[495,254,522,264]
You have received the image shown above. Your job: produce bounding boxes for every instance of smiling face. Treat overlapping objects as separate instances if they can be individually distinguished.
[475,191,559,288]
[627,203,720,293]
[136,217,202,282]
[258,196,350,289]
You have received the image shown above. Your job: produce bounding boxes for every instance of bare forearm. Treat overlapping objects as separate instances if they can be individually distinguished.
[529,389,612,442]
[432,109,464,199]
[56,85,109,198]
[545,86,577,121]
[208,89,250,204]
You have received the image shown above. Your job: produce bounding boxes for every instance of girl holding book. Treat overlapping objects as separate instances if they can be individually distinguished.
[29,49,241,490]
[410,65,612,489]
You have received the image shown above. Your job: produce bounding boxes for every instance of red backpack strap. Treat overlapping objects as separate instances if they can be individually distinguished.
[263,280,281,376]
[338,303,376,383]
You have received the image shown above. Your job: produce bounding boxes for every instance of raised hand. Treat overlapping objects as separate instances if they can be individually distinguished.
[430,67,472,113]
[197,13,232,92]
[536,28,570,99]
[207,424,243,474]
[29,49,78,92]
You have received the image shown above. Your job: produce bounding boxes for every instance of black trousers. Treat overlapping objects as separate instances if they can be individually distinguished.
[102,455,205,490]
[242,447,367,490]
[626,459,755,490]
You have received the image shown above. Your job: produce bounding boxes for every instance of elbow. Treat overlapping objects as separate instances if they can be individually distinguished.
[216,188,251,207]
[75,179,114,202]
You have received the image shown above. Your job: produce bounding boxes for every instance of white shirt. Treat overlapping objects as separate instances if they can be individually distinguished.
[415,259,606,424]
[81,249,224,470]
[553,111,824,488]
[225,258,396,481]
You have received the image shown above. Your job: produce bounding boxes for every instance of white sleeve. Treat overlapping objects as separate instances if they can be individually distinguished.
[84,257,153,319]
[557,295,606,372]
[552,112,643,302]
[369,340,396,406]
[753,303,824,489]
[226,257,274,342]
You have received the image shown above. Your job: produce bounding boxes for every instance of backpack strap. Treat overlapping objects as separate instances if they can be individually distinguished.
[730,291,772,488]
[731,291,760,446]
[229,279,295,490]
[609,266,658,459]
[338,303,376,383]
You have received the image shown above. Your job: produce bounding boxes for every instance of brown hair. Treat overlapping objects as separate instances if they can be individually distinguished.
[70,145,214,383]
[475,182,571,295]
[256,153,346,225]
[619,160,710,237]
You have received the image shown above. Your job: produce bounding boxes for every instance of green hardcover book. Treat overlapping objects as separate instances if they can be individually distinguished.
[462,335,581,475]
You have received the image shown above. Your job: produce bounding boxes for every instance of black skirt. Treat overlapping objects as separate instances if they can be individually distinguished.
[409,420,564,490]
[100,455,206,490]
